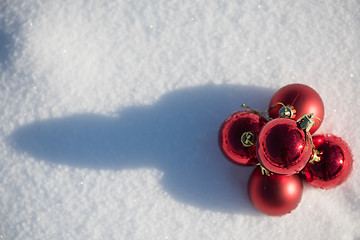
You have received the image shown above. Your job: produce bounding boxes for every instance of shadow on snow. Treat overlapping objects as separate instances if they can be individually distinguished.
[9,84,275,214]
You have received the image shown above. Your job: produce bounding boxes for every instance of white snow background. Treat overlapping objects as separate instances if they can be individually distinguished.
[1,0,360,239]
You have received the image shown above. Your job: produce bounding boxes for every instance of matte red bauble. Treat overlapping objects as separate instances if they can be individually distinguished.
[268,83,324,134]
[257,118,313,175]
[301,134,353,189]
[248,167,303,216]
[218,111,267,166]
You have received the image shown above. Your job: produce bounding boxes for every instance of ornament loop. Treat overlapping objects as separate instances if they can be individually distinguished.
[312,116,322,127]
[242,104,271,121]
[256,163,272,176]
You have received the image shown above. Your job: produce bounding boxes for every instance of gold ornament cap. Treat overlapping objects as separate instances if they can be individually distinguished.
[309,150,321,164]
[241,131,255,147]
[279,106,295,118]
[297,113,315,132]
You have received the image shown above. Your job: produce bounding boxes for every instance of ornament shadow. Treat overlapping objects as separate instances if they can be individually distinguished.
[9,84,275,214]
[0,29,13,68]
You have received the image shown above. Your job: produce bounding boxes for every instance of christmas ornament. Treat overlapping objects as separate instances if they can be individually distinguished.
[218,110,267,166]
[301,134,353,189]
[248,166,303,216]
[216,83,353,216]
[268,83,324,134]
[256,116,314,175]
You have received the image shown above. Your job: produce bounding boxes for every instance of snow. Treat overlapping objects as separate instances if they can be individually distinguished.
[1,0,359,239]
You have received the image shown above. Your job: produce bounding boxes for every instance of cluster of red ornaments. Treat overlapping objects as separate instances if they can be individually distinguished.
[218,84,353,216]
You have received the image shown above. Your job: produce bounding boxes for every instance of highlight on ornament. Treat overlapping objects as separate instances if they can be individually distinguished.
[218,83,353,216]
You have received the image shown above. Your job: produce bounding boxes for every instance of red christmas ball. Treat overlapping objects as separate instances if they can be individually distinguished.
[248,167,303,216]
[268,83,324,134]
[257,118,313,175]
[218,111,267,166]
[301,134,353,189]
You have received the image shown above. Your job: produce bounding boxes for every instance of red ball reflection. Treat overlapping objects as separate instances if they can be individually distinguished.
[268,83,324,134]
[301,134,353,189]
[248,167,303,216]
[218,111,267,166]
[257,118,312,175]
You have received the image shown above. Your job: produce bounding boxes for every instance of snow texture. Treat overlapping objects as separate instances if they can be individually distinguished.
[1,0,360,239]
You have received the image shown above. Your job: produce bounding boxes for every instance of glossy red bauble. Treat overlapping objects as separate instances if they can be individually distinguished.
[218,111,267,166]
[301,134,353,189]
[248,167,303,216]
[268,83,324,134]
[257,118,313,175]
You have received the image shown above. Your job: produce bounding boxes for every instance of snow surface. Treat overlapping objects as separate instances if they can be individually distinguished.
[1,0,360,239]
